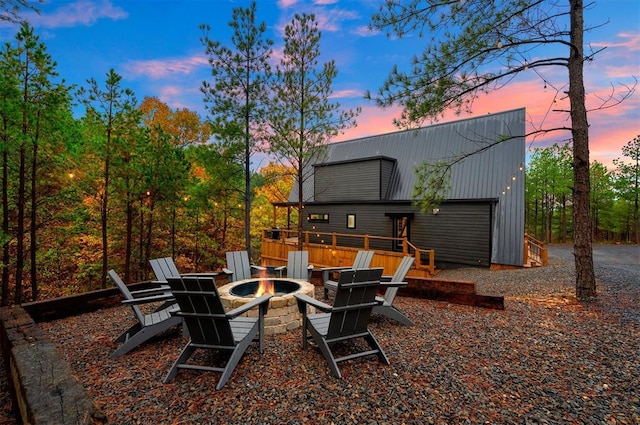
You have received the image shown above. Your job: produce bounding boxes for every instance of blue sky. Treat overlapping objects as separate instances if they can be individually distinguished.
[1,0,639,168]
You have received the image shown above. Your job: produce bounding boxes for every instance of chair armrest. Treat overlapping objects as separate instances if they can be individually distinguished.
[122,293,175,305]
[222,268,233,275]
[380,281,408,288]
[380,275,392,282]
[319,266,351,273]
[129,284,171,297]
[320,266,352,283]
[294,294,332,313]
[180,272,221,278]
[226,294,272,317]
[251,265,266,272]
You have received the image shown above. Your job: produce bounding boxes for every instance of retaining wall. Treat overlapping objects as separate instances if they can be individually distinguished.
[0,306,106,424]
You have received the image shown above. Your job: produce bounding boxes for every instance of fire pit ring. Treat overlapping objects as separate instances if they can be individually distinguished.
[218,278,315,335]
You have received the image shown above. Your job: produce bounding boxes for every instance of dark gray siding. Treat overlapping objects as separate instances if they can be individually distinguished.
[380,159,395,200]
[315,161,382,202]
[414,202,492,267]
[314,157,396,202]
[302,201,493,267]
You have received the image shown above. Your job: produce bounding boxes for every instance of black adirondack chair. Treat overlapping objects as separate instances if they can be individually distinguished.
[295,268,389,379]
[163,275,271,390]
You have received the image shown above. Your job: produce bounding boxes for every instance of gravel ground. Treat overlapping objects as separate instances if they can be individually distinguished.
[4,245,640,424]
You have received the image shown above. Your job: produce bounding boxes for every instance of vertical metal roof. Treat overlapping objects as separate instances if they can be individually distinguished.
[293,108,525,204]
[290,108,526,266]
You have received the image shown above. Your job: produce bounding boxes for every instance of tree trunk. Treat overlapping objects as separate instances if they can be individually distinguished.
[244,65,252,259]
[569,0,596,299]
[144,195,155,275]
[124,181,133,284]
[2,130,10,306]
[30,112,40,301]
[101,125,111,289]
[16,61,28,304]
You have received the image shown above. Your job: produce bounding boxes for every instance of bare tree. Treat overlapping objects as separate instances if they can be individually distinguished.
[0,0,39,23]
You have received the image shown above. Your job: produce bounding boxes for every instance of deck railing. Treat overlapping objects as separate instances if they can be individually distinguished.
[261,228,435,276]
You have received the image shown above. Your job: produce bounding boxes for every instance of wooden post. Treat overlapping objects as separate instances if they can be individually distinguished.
[428,250,435,274]
[272,205,277,227]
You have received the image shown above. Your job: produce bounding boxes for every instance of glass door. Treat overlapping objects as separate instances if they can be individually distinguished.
[393,216,410,251]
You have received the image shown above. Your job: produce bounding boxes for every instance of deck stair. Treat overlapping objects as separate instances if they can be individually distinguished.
[524,234,548,267]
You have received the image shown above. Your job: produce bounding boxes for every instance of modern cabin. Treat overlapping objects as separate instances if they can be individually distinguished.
[281,108,526,269]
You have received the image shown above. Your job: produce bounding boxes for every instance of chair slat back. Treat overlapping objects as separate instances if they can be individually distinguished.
[226,251,252,281]
[352,250,374,269]
[108,269,145,324]
[164,257,181,276]
[157,257,176,278]
[383,256,415,304]
[287,251,309,280]
[150,258,168,281]
[327,268,383,339]
[167,276,234,346]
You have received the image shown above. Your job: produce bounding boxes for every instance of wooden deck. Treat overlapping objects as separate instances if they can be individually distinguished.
[260,229,436,279]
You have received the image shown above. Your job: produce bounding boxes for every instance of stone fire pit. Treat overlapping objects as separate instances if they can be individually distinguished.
[218,278,315,335]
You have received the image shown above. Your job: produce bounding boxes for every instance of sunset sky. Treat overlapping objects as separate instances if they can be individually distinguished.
[1,0,638,169]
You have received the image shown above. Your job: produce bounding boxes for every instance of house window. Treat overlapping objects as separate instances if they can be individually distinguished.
[346,214,356,229]
[308,213,329,223]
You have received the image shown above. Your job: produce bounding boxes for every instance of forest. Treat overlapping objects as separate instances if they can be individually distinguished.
[1,7,638,307]
[526,139,639,245]
[0,22,302,305]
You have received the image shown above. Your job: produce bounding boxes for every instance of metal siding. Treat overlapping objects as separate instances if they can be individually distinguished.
[417,203,492,267]
[315,161,382,201]
[302,202,492,266]
[293,108,525,266]
[380,160,395,199]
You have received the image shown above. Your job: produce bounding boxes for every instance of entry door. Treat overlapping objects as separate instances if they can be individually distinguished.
[393,217,410,251]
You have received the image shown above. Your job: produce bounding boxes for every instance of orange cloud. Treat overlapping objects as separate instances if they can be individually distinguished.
[337,74,638,170]
[334,104,403,142]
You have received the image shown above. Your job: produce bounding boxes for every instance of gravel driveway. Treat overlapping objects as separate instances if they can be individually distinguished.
[438,243,639,322]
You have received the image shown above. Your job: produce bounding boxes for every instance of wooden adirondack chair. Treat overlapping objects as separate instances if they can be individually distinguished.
[109,270,182,358]
[322,250,374,298]
[223,251,266,282]
[373,256,415,325]
[274,251,314,280]
[295,268,389,379]
[163,275,271,389]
